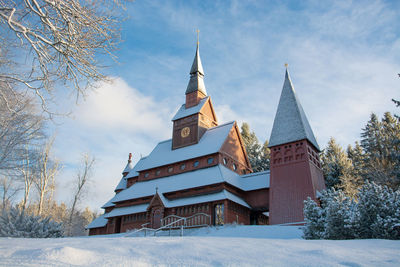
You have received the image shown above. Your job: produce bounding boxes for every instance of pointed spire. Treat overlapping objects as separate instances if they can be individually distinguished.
[269,66,320,151]
[186,33,207,95]
[189,42,204,75]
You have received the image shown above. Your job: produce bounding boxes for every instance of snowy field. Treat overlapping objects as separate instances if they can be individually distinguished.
[0,225,399,267]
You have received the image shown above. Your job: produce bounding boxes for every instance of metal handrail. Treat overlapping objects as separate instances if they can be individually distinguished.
[124,212,211,237]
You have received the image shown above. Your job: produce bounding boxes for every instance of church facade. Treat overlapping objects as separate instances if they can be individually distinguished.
[87,44,325,235]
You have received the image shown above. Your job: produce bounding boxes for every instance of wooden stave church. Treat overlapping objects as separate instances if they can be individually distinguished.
[87,44,326,235]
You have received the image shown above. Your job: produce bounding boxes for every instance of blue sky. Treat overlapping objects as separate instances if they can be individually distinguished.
[53,0,400,211]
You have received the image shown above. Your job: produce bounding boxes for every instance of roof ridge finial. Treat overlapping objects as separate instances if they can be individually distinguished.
[284,63,288,68]
[196,29,200,45]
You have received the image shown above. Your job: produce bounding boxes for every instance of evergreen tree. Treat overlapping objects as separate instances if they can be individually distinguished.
[240,123,269,172]
[303,197,325,239]
[322,189,357,239]
[321,138,359,195]
[361,112,400,188]
[356,182,400,239]
[303,182,400,240]
[347,142,365,179]
[0,206,63,238]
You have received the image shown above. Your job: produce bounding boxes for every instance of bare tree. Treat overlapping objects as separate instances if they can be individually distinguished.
[0,0,125,114]
[0,86,44,172]
[0,175,21,210]
[16,143,41,211]
[35,137,60,215]
[68,153,95,235]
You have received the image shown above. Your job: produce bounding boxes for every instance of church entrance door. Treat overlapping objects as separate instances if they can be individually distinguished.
[152,208,162,229]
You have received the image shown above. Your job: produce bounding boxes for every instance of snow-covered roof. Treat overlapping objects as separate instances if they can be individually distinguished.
[162,190,250,208]
[111,165,269,204]
[240,171,270,191]
[172,97,209,121]
[115,177,127,192]
[126,156,148,178]
[135,122,234,172]
[105,190,250,219]
[86,214,108,229]
[269,69,320,151]
[122,161,133,174]
[104,204,148,218]
[101,197,116,209]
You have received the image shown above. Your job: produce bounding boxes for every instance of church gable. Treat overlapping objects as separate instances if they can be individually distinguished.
[199,97,218,126]
[147,192,165,210]
[219,122,252,172]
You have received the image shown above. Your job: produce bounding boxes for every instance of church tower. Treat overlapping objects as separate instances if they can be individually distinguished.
[171,43,218,150]
[268,67,325,224]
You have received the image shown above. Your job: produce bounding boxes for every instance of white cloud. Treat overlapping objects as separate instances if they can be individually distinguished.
[53,77,175,210]
[74,78,172,139]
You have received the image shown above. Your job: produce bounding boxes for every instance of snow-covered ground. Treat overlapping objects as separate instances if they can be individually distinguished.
[0,225,399,266]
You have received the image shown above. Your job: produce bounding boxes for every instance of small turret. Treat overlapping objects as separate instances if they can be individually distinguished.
[122,153,133,177]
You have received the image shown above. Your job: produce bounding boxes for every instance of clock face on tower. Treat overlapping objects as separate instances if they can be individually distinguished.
[181,127,190,138]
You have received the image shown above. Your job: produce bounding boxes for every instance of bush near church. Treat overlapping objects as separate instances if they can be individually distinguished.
[303,182,400,240]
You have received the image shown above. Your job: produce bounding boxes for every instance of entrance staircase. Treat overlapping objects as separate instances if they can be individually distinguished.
[125,212,211,237]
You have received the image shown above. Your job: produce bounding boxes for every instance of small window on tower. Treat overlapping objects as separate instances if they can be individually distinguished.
[193,161,199,167]
[233,163,237,171]
[223,158,227,165]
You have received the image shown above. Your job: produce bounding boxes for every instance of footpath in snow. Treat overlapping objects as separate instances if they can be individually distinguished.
[0,225,399,266]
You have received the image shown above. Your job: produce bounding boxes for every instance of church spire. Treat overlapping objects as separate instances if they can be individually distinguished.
[268,66,320,151]
[186,34,207,96]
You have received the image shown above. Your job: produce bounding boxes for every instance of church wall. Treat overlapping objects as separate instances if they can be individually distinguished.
[165,183,223,200]
[226,200,251,225]
[137,153,219,182]
[269,140,323,224]
[244,189,269,211]
[120,212,147,232]
[88,227,107,236]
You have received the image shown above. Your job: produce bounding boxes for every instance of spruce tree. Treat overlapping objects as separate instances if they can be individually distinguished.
[303,197,324,239]
[361,112,400,189]
[322,189,356,239]
[240,123,269,172]
[321,138,359,195]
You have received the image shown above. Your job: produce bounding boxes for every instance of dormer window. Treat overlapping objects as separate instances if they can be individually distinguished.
[168,167,173,173]
[144,173,149,178]
[155,170,161,176]
[180,164,186,170]
[207,157,214,164]
[193,161,199,168]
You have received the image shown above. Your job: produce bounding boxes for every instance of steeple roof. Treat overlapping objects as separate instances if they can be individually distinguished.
[269,68,320,151]
[186,43,207,95]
